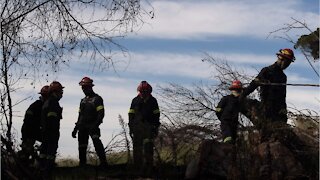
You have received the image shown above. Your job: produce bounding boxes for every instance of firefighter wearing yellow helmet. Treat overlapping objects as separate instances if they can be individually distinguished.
[240,48,296,140]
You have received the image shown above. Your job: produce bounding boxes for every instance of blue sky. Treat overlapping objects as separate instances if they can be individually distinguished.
[12,0,319,159]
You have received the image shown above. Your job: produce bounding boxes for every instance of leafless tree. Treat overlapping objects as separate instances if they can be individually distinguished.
[157,54,256,133]
[156,54,319,170]
[0,0,152,145]
[154,55,257,165]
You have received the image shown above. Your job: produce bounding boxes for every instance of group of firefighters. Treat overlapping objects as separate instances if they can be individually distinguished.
[19,77,160,176]
[216,48,295,144]
[18,48,295,176]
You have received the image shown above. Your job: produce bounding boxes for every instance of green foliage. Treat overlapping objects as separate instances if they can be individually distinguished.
[106,151,129,165]
[295,28,319,60]
[156,143,199,165]
[56,158,78,167]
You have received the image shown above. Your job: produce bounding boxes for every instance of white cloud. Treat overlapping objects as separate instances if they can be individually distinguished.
[134,0,319,39]
[206,52,274,65]
[286,72,315,83]
[287,87,320,112]
[113,52,213,79]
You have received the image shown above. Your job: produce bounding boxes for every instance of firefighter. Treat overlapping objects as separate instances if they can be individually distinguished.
[72,77,107,167]
[216,80,243,144]
[19,85,49,165]
[39,81,64,176]
[241,48,295,124]
[128,81,160,174]
[240,48,295,141]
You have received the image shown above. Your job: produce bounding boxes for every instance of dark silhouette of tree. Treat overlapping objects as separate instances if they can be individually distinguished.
[157,55,257,133]
[0,0,152,148]
[295,28,319,61]
[154,55,255,166]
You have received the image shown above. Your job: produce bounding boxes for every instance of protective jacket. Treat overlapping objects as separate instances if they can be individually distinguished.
[75,91,106,166]
[76,92,104,129]
[128,95,160,171]
[129,95,160,127]
[216,94,240,143]
[40,94,62,162]
[242,63,287,122]
[216,95,240,123]
[41,95,63,136]
[21,98,43,141]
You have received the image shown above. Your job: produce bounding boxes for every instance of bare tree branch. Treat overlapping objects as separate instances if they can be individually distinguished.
[267,17,319,77]
[0,0,152,149]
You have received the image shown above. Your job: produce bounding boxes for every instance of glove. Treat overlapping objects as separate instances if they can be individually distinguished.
[72,128,78,138]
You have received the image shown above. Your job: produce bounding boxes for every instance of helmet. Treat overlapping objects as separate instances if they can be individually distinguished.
[137,81,152,94]
[229,80,243,90]
[38,85,49,95]
[276,48,295,62]
[49,81,64,93]
[79,77,94,87]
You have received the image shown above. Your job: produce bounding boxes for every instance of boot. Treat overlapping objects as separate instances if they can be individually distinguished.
[79,147,87,167]
[93,138,108,168]
[97,153,108,168]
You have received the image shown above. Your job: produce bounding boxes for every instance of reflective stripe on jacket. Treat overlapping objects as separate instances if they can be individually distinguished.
[129,95,160,126]
[77,93,104,127]
[216,94,240,123]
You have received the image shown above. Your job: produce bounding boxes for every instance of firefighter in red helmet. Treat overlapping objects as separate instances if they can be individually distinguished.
[216,80,243,144]
[240,48,295,140]
[72,77,107,167]
[39,81,64,177]
[128,81,160,174]
[18,85,49,165]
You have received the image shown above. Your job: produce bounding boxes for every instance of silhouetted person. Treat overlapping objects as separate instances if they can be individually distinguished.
[39,81,64,177]
[19,85,49,165]
[128,81,160,175]
[72,77,107,167]
[240,48,296,140]
[216,80,243,144]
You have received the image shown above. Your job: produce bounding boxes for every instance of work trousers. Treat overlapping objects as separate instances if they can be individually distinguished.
[39,121,60,176]
[220,120,238,144]
[78,127,107,165]
[19,138,37,165]
[131,123,155,170]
